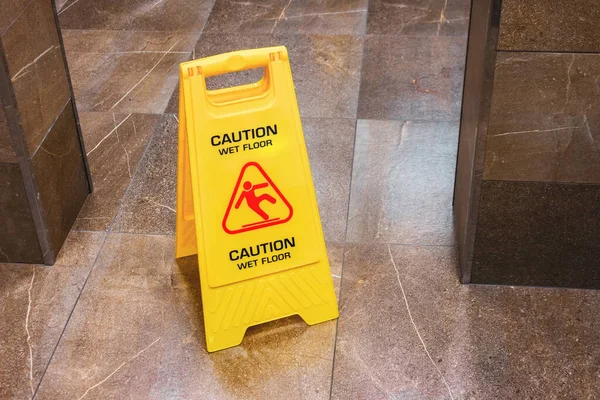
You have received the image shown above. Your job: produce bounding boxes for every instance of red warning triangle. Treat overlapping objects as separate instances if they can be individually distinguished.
[222,162,293,234]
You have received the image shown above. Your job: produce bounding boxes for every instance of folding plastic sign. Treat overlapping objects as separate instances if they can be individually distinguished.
[175,47,339,352]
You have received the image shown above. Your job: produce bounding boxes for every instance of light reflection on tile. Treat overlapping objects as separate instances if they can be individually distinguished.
[36,234,342,399]
[347,120,458,245]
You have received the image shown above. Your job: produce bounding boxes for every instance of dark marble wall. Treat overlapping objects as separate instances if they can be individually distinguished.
[485,53,600,183]
[0,163,42,263]
[0,97,16,162]
[0,0,91,264]
[473,181,600,288]
[455,0,600,288]
[498,0,600,53]
[0,52,42,264]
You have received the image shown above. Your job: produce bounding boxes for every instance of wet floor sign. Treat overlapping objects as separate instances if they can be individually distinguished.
[175,47,339,352]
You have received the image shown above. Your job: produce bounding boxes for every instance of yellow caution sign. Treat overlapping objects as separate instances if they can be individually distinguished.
[175,46,339,352]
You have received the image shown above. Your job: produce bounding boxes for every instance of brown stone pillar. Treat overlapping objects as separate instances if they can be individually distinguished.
[455,0,600,289]
[0,0,92,264]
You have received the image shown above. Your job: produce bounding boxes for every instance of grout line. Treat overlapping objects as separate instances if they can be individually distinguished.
[60,28,204,34]
[32,230,109,398]
[196,0,217,39]
[342,121,360,247]
[466,281,600,293]
[327,241,347,400]
[497,48,600,56]
[67,51,191,55]
[354,3,370,122]
[73,229,173,237]
[478,179,600,188]
[362,33,469,39]
[329,2,370,392]
[268,9,367,20]
[344,241,457,248]
[353,116,464,124]
[354,118,461,124]
[329,56,364,399]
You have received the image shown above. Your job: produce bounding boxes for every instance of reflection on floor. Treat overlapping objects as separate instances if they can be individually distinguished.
[1,0,600,399]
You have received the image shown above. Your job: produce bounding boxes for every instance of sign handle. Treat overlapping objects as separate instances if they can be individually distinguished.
[190,47,288,77]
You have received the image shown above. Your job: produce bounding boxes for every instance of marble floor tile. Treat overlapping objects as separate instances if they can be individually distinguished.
[36,234,342,399]
[58,0,215,32]
[346,120,458,245]
[62,30,195,114]
[113,116,355,241]
[358,35,467,121]
[113,115,179,235]
[303,118,356,242]
[0,231,105,399]
[203,0,368,35]
[195,33,363,119]
[367,0,471,37]
[61,30,198,55]
[73,113,161,231]
[332,243,600,399]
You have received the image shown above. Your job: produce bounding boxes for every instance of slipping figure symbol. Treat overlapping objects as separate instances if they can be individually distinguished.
[235,181,276,220]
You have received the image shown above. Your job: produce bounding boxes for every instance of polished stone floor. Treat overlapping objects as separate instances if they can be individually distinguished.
[2,0,600,399]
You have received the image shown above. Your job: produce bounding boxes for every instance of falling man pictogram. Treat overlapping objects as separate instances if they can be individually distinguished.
[235,181,276,220]
[222,161,293,234]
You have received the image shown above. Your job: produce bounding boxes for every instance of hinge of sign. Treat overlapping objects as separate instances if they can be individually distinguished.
[269,51,284,62]
[186,65,203,77]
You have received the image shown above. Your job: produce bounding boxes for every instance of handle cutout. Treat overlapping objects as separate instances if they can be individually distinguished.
[205,67,265,91]
[204,66,272,106]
